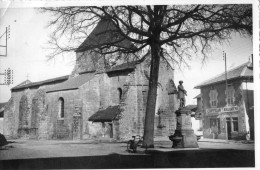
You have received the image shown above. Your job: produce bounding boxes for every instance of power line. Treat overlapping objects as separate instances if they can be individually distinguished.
[0,25,10,57]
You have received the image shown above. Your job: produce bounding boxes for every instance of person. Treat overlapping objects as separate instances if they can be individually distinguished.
[178,80,187,108]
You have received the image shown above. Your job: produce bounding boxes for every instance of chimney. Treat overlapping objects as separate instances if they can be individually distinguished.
[251,54,253,65]
[248,54,253,69]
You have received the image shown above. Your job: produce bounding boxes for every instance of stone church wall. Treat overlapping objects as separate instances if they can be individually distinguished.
[3,79,70,139]
[30,89,48,139]
[79,75,101,139]
[4,53,178,141]
[3,97,15,138]
[69,50,178,140]
[106,68,138,140]
[131,58,178,138]
[80,70,138,140]
[46,89,81,140]
[71,51,102,77]
[4,88,37,139]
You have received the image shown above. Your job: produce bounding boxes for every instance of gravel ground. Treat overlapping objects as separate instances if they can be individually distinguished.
[0,138,254,160]
[0,139,255,169]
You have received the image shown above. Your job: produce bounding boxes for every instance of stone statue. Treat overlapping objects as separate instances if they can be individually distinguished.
[178,80,187,108]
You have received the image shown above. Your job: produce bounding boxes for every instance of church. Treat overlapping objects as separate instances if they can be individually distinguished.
[3,19,179,141]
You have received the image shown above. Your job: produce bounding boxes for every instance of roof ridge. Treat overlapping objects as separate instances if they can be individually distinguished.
[75,19,136,52]
[12,75,69,91]
[46,72,95,93]
[240,64,248,77]
[195,61,250,88]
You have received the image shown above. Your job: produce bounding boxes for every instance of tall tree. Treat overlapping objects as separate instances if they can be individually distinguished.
[41,5,252,147]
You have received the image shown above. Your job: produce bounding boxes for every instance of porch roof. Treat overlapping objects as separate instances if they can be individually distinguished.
[88,105,122,122]
[184,105,197,112]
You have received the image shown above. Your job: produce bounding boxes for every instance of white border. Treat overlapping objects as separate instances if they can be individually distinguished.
[0,0,259,169]
[0,0,258,8]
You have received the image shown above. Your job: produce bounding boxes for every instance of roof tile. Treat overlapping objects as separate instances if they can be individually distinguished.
[46,73,94,93]
[195,62,253,88]
[88,105,122,122]
[11,75,69,91]
[76,19,136,52]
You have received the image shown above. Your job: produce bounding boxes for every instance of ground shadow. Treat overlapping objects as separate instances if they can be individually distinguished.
[0,148,254,169]
[150,148,255,168]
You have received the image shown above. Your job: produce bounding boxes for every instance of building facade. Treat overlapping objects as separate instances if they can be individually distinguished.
[195,61,254,140]
[3,19,179,141]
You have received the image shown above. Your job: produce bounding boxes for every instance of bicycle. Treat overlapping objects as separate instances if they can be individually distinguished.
[126,135,147,153]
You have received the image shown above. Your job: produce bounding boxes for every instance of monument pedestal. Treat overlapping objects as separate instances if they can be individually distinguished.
[169,108,198,148]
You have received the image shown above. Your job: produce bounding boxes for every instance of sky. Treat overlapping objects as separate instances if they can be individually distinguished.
[0,4,255,105]
[0,8,76,103]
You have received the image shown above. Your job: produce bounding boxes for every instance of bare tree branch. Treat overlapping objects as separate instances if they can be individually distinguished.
[40,4,252,147]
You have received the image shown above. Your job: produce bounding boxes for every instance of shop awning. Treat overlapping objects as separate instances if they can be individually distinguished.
[88,105,122,122]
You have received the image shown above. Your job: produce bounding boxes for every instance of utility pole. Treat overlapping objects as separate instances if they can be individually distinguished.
[223,51,228,93]
[0,25,14,86]
[0,68,13,86]
[223,51,231,140]
[0,25,10,57]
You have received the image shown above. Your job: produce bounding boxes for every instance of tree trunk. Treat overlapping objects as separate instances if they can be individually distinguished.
[143,42,161,148]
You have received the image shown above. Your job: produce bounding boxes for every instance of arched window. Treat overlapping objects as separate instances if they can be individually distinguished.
[58,97,64,118]
[117,88,123,104]
[19,95,29,127]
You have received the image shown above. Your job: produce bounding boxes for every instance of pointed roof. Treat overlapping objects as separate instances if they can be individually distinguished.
[195,61,253,89]
[15,80,32,87]
[46,72,95,93]
[75,18,136,52]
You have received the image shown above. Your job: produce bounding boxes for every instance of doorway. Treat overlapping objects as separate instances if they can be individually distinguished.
[109,123,113,138]
[226,118,232,140]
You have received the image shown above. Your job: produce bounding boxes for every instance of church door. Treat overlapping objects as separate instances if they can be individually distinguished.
[226,118,232,140]
[109,123,113,138]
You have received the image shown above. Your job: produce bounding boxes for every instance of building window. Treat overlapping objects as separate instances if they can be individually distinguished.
[117,88,123,104]
[58,97,64,119]
[225,85,235,106]
[209,89,218,108]
[226,117,238,132]
[210,118,220,134]
[0,111,4,118]
[232,117,238,132]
